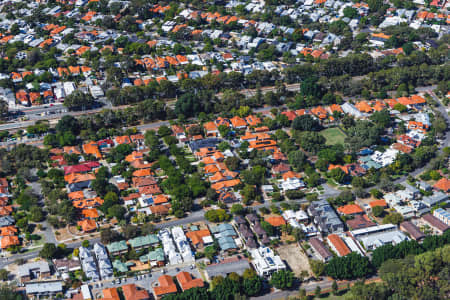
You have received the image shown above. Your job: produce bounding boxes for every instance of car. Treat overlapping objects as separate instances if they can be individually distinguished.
[134,276,138,280]
[175,267,180,272]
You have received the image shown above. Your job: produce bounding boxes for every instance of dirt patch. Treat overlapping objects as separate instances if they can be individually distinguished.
[277,243,312,277]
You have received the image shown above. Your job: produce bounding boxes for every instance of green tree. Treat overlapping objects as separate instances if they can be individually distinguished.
[0,269,9,281]
[372,205,384,217]
[108,204,126,220]
[39,243,57,259]
[383,212,403,225]
[332,280,338,295]
[29,206,44,222]
[288,150,307,171]
[310,260,325,277]
[231,204,245,215]
[270,270,294,290]
[292,115,321,131]
[63,90,95,111]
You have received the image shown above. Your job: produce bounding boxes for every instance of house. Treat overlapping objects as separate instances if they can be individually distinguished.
[422,214,449,234]
[433,177,450,192]
[309,237,333,262]
[122,284,150,300]
[327,234,351,257]
[308,200,344,233]
[204,121,219,137]
[272,163,290,174]
[18,261,51,283]
[53,258,81,274]
[139,247,165,267]
[176,272,204,291]
[400,221,425,241]
[153,275,177,299]
[205,256,251,280]
[230,116,247,129]
[65,173,95,192]
[0,235,19,249]
[185,229,213,248]
[433,208,450,226]
[77,219,97,232]
[107,240,128,255]
[250,247,286,277]
[337,204,364,215]
[128,234,159,250]
[102,288,120,300]
[25,281,63,298]
[421,192,448,208]
[346,214,376,230]
[351,224,409,250]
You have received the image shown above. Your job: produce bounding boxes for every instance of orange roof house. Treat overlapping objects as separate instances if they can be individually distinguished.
[153,194,169,205]
[211,179,241,191]
[176,55,188,64]
[245,115,262,126]
[64,173,95,184]
[328,104,343,114]
[369,199,387,208]
[385,98,398,108]
[57,67,69,77]
[355,101,373,113]
[433,178,450,192]
[68,191,84,201]
[230,116,247,129]
[185,229,211,246]
[82,141,102,159]
[69,66,80,75]
[327,234,351,257]
[75,46,90,56]
[122,284,150,300]
[204,121,219,136]
[1,235,19,249]
[11,72,22,82]
[0,226,17,236]
[408,121,428,132]
[115,136,131,145]
[153,275,177,298]
[102,288,120,300]
[176,272,204,291]
[39,38,53,48]
[248,139,277,151]
[150,204,171,215]
[328,164,349,174]
[77,219,97,232]
[0,206,13,216]
[311,106,328,119]
[337,204,364,215]
[63,146,81,155]
[282,171,301,181]
[133,169,153,177]
[82,208,99,219]
[265,216,286,227]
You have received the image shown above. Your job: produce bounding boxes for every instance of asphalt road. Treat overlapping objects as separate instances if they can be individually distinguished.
[0,83,300,133]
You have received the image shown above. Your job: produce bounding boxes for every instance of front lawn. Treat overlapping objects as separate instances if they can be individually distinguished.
[320,127,347,145]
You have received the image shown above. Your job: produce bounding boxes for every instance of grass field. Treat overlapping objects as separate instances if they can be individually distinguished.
[320,127,347,145]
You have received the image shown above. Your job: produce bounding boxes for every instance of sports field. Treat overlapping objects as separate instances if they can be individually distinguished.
[320,127,347,145]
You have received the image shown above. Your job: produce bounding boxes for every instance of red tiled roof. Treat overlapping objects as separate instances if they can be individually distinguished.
[327,234,351,256]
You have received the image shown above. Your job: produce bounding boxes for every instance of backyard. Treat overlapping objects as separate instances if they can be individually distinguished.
[320,127,347,145]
